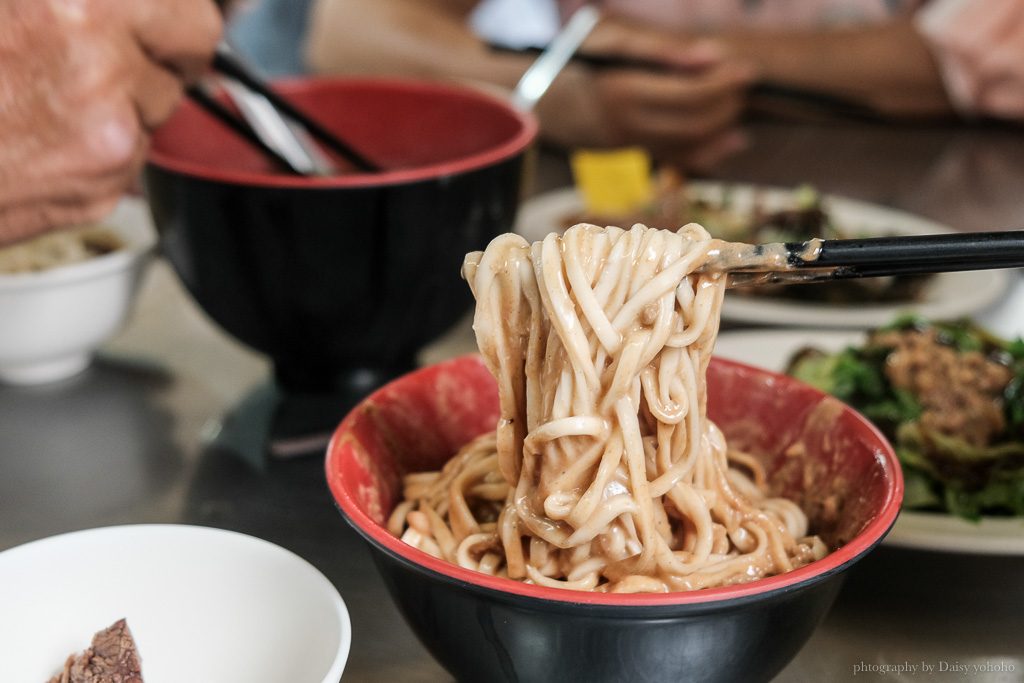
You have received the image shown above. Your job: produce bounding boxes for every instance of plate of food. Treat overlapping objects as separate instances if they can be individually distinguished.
[514,182,1012,328]
[713,318,1024,554]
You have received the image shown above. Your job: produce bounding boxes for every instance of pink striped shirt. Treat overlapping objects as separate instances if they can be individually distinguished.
[557,0,1024,120]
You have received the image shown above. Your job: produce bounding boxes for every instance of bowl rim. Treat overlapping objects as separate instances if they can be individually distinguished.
[325,353,904,609]
[147,76,539,189]
[0,197,157,291]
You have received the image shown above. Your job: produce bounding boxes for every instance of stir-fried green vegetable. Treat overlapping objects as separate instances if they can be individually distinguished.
[787,315,1024,520]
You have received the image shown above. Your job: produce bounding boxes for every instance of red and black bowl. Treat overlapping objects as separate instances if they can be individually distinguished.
[145,78,537,419]
[326,354,903,683]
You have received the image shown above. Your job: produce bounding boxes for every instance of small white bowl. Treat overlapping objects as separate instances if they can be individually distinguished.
[0,197,157,385]
[0,524,351,683]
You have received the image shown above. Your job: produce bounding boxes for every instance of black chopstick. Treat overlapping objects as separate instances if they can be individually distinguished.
[186,83,301,173]
[790,230,1024,272]
[722,230,1024,288]
[210,47,381,173]
[488,43,881,121]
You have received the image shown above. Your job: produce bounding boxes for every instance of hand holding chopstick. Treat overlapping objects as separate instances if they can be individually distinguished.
[493,42,881,122]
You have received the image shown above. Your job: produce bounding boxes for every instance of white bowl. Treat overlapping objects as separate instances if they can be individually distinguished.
[0,197,157,384]
[0,524,351,683]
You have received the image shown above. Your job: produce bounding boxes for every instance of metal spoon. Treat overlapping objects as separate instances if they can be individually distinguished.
[511,6,600,112]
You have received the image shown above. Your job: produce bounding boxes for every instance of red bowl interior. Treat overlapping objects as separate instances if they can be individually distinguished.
[149,77,538,188]
[326,354,902,607]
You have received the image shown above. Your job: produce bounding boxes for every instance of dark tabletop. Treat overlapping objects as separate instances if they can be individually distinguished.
[4,117,1024,682]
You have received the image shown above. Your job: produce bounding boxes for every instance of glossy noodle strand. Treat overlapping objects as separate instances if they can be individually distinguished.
[387,222,827,593]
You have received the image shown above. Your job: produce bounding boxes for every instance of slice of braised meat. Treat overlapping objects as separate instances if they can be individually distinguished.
[47,619,143,683]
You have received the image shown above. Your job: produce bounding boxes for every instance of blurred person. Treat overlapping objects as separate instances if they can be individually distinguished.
[228,0,753,169]
[270,0,1022,171]
[0,0,223,247]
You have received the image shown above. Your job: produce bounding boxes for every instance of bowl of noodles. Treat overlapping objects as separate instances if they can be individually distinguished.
[0,198,156,385]
[326,223,903,683]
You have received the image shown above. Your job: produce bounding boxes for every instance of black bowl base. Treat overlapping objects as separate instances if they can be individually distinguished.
[210,365,413,460]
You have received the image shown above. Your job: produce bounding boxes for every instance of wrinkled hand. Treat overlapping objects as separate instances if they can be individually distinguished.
[0,0,222,244]
[536,12,753,171]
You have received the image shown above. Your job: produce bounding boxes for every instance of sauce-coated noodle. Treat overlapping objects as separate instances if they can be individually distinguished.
[388,223,827,593]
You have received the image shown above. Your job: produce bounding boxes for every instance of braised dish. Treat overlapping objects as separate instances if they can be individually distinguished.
[787,316,1024,520]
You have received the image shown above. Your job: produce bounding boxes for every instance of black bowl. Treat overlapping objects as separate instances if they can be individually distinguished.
[326,355,903,683]
[145,78,537,429]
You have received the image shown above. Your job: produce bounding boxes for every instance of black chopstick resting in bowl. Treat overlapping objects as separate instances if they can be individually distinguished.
[185,81,300,172]
[186,46,381,175]
[709,230,1024,288]
[208,47,381,173]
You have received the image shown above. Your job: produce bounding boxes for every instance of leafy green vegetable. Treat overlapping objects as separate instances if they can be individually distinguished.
[901,468,942,510]
[786,317,1024,520]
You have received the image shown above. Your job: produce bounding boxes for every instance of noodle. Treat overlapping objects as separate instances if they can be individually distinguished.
[0,226,122,274]
[388,222,827,593]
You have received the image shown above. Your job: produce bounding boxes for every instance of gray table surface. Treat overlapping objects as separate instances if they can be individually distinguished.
[4,119,1024,682]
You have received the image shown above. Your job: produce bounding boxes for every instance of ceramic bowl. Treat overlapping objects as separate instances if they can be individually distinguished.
[0,198,156,385]
[326,354,903,683]
[145,77,537,415]
[0,524,351,683]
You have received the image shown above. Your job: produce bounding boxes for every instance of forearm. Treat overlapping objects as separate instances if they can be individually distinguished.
[302,0,752,165]
[303,0,612,150]
[304,0,530,93]
[717,19,955,118]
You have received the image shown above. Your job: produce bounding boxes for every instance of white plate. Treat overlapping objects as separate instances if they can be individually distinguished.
[713,328,1024,555]
[0,524,351,683]
[514,185,1012,328]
